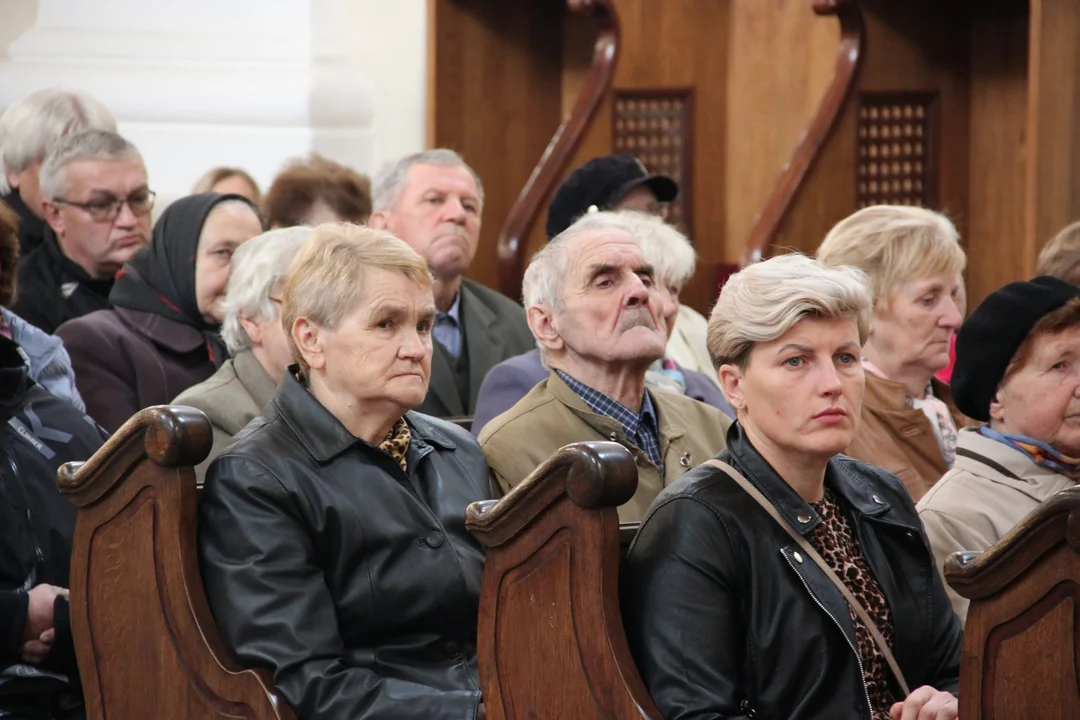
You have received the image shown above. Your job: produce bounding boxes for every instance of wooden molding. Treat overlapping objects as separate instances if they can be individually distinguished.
[742,0,865,265]
[495,0,620,300]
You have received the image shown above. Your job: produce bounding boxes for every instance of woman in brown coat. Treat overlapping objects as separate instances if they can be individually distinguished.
[816,205,975,502]
[57,193,262,432]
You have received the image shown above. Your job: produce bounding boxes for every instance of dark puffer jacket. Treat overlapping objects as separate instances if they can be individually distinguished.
[0,336,108,709]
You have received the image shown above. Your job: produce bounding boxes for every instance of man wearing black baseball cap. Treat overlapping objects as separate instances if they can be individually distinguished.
[545,153,678,239]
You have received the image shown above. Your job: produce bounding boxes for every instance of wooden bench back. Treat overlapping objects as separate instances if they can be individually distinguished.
[59,406,295,720]
[466,441,661,720]
[946,485,1080,720]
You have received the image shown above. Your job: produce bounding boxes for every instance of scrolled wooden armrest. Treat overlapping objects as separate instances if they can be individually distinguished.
[466,441,635,548]
[945,485,1080,600]
[57,405,212,506]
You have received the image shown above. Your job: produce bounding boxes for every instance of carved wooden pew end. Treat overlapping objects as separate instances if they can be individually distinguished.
[946,485,1080,720]
[467,441,661,720]
[59,405,295,720]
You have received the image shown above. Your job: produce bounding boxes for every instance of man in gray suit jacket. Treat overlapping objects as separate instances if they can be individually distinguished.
[370,149,534,417]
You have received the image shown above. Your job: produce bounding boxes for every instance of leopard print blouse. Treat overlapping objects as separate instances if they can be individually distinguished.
[378,418,411,472]
[808,489,898,719]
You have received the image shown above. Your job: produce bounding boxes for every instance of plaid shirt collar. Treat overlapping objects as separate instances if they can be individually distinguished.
[555,369,663,468]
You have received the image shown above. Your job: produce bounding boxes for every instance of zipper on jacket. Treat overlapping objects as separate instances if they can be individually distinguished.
[0,441,44,567]
[783,549,872,720]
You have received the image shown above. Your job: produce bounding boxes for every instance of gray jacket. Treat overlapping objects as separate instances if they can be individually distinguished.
[172,349,277,483]
[3,308,85,412]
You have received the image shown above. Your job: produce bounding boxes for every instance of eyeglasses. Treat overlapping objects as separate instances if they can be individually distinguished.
[53,189,157,223]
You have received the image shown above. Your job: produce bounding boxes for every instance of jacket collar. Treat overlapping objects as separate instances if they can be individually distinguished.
[2,190,45,246]
[114,306,207,354]
[232,349,277,411]
[546,369,687,447]
[272,368,457,464]
[425,279,508,416]
[722,422,914,535]
[863,371,965,420]
[953,426,1075,499]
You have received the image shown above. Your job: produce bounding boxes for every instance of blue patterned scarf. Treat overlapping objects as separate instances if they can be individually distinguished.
[978,426,1080,473]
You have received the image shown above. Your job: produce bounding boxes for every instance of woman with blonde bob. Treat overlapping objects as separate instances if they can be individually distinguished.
[198,224,490,720]
[817,205,972,501]
[622,253,961,720]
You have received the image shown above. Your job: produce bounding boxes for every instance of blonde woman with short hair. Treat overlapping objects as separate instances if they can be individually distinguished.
[817,204,973,501]
[622,253,962,720]
[198,223,491,720]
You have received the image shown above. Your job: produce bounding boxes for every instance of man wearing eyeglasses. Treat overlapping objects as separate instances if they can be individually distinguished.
[12,129,152,334]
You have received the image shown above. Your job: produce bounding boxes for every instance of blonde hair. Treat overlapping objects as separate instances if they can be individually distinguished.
[1036,221,1080,285]
[816,205,966,308]
[192,166,262,204]
[707,253,874,370]
[283,223,433,375]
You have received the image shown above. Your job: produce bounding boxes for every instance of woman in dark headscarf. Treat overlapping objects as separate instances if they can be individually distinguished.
[57,193,263,432]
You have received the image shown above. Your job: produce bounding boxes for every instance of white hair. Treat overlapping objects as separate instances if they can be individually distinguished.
[220,226,312,355]
[707,253,874,369]
[371,148,484,212]
[0,88,116,193]
[38,129,142,200]
[522,210,693,311]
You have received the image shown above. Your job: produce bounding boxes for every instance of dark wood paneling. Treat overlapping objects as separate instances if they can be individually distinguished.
[430,0,566,299]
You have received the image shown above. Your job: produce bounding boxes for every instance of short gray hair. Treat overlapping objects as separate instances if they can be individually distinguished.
[0,88,116,193]
[523,210,688,311]
[372,148,484,212]
[220,226,311,355]
[39,129,142,200]
[708,253,874,370]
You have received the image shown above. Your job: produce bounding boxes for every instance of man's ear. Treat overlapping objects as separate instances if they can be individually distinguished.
[239,314,263,346]
[717,363,745,411]
[292,317,325,371]
[368,210,391,231]
[527,305,563,354]
[42,201,65,236]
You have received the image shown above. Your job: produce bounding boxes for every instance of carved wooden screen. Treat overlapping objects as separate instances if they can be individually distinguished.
[855,92,939,209]
[613,89,694,235]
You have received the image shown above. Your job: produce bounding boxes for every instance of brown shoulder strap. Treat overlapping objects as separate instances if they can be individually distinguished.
[704,458,911,697]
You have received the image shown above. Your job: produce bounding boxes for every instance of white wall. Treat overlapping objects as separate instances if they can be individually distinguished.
[0,0,428,199]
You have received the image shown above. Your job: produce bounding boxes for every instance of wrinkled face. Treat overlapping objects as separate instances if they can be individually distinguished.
[992,326,1080,456]
[244,292,294,385]
[372,163,481,281]
[539,230,668,366]
[194,203,263,324]
[211,175,260,204]
[869,271,964,375]
[7,159,45,220]
[309,268,436,412]
[45,157,152,279]
[721,315,865,462]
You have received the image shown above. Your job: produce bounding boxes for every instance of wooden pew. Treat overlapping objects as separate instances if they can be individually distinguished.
[466,440,661,720]
[58,406,295,720]
[946,485,1080,720]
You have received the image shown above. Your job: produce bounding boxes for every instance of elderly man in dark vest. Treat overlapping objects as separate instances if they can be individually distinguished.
[369,150,533,418]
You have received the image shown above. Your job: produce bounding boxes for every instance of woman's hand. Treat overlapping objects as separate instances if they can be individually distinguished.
[889,685,958,720]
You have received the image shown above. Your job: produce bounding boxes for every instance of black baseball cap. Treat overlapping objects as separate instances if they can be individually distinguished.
[545,154,678,239]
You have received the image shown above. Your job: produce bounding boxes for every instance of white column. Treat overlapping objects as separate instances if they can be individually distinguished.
[0,0,428,200]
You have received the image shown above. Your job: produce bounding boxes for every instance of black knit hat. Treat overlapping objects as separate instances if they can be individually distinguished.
[545,154,678,239]
[952,276,1080,421]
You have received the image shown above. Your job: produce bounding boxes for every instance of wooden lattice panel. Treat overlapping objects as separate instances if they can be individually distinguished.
[613,89,693,234]
[856,92,939,209]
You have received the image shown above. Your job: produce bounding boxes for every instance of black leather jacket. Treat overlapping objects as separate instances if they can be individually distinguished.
[622,423,962,720]
[199,371,490,720]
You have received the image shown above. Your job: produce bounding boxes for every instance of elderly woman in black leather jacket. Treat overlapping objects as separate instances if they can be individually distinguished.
[199,224,489,720]
[622,253,962,720]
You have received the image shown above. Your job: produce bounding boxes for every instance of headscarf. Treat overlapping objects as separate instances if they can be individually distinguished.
[109,192,260,367]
